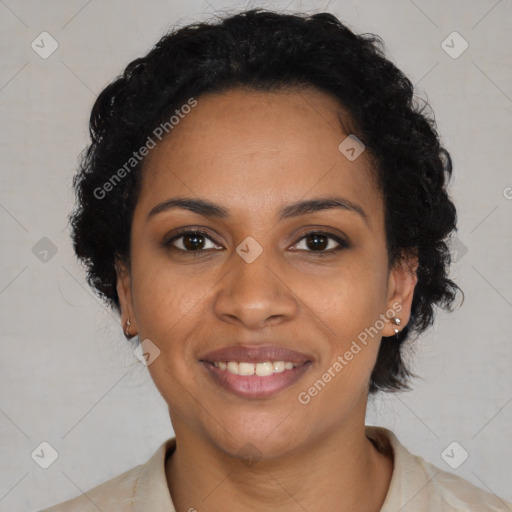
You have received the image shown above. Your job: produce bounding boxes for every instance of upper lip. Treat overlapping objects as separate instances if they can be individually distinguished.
[199,344,313,364]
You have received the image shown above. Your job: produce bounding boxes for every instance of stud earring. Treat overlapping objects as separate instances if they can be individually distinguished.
[392,317,401,334]
[124,318,131,337]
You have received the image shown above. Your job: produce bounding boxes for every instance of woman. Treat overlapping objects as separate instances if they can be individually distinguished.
[41,9,511,511]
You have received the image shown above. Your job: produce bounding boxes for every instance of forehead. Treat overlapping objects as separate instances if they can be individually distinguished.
[137,87,382,225]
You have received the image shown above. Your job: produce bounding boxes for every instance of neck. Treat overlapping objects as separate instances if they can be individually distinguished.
[165,421,393,512]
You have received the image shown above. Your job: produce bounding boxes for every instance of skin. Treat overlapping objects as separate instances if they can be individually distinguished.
[116,86,418,512]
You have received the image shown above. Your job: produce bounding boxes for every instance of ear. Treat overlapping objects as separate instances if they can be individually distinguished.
[116,259,137,338]
[381,251,418,337]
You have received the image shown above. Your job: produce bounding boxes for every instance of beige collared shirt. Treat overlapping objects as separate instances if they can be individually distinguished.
[40,426,512,511]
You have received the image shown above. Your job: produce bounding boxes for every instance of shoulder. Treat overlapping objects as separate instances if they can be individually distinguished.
[365,426,512,512]
[38,464,142,512]
[411,449,512,511]
[38,438,176,512]
[428,464,512,511]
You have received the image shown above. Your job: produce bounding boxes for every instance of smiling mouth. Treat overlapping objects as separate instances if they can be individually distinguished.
[209,360,302,376]
[200,360,312,398]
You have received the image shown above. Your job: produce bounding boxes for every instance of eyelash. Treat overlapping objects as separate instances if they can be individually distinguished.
[162,229,349,257]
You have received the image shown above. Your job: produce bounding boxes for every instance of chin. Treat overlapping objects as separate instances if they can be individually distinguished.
[206,413,305,461]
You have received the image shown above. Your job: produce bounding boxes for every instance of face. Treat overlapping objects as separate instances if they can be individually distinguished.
[117,87,417,458]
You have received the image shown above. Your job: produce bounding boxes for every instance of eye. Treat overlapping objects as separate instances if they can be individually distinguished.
[162,229,349,256]
[291,231,349,254]
[163,230,223,253]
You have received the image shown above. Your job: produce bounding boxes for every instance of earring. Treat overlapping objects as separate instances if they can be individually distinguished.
[124,318,131,337]
[392,317,401,334]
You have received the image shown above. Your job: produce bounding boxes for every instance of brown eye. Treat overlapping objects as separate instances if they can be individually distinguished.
[182,232,207,251]
[304,233,329,251]
[293,232,348,253]
[164,230,223,253]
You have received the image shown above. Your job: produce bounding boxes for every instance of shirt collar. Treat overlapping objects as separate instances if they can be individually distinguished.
[365,425,431,510]
[133,437,177,511]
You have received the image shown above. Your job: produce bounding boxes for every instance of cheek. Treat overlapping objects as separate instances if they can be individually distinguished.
[297,268,387,409]
[130,254,212,405]
[302,261,388,338]
[130,245,213,335]
[299,262,388,394]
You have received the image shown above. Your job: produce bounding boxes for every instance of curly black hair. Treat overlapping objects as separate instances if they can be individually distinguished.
[69,8,462,393]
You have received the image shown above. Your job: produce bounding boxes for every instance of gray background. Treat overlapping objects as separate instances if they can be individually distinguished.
[1,0,511,510]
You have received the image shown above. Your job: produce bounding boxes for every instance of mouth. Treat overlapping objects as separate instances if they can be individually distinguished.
[199,344,313,398]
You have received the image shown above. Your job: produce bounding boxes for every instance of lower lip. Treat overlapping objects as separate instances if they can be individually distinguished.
[200,361,312,398]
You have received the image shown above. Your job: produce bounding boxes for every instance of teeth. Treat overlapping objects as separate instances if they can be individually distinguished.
[239,362,255,376]
[255,362,273,376]
[212,361,301,376]
[227,361,239,374]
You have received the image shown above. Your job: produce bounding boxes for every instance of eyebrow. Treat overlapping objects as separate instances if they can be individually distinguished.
[147,196,369,226]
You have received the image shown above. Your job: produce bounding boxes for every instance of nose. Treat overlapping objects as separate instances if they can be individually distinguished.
[213,249,299,330]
